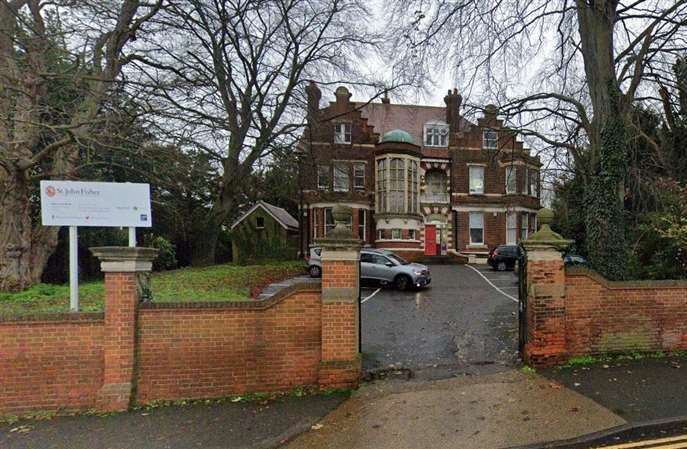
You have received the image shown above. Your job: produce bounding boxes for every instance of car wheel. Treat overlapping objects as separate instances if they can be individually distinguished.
[497,261,507,272]
[309,265,321,278]
[394,274,411,291]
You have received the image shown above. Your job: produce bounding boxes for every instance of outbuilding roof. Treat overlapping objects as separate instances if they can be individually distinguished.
[230,201,299,232]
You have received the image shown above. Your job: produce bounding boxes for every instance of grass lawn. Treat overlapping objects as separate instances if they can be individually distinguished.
[0,260,305,317]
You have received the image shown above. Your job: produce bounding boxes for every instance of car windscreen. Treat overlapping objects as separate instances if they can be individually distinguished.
[387,254,410,265]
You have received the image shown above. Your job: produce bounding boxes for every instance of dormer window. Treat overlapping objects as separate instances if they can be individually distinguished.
[424,123,449,147]
[334,122,352,144]
[483,129,498,149]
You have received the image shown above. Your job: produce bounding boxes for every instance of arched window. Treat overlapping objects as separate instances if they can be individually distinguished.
[423,170,448,203]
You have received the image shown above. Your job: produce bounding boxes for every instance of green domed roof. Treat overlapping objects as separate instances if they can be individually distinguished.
[382,129,414,144]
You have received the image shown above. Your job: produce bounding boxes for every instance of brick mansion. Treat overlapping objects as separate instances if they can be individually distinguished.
[299,83,541,261]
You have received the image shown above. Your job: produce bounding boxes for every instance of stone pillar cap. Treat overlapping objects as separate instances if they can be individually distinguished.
[90,246,159,273]
[522,208,573,251]
[316,204,361,250]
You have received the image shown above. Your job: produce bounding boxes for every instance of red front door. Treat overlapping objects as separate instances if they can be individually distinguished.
[425,225,437,256]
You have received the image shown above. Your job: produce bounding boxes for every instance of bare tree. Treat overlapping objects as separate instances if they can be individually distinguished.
[386,0,687,279]
[0,0,161,292]
[135,0,392,265]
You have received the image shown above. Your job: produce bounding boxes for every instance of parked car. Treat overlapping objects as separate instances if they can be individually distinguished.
[564,254,588,266]
[305,247,323,277]
[487,245,522,271]
[307,247,431,290]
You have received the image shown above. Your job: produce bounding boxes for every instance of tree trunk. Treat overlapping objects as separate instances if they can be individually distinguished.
[576,0,628,280]
[0,169,35,291]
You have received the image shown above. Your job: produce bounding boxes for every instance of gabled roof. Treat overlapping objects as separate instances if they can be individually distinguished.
[358,102,472,147]
[230,201,299,232]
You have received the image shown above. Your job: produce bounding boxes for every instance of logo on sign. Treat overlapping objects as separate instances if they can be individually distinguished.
[140,214,148,222]
[46,186,57,198]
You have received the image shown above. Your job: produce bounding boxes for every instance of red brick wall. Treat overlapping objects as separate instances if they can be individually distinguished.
[136,287,322,403]
[565,269,687,356]
[523,259,687,367]
[0,315,104,415]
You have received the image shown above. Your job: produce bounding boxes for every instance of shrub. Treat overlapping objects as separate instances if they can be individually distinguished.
[148,236,178,271]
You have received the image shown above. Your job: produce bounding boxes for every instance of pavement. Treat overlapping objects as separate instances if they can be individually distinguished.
[541,354,687,423]
[361,264,520,379]
[0,394,347,449]
[283,370,625,449]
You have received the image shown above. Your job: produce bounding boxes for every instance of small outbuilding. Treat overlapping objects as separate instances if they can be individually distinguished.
[229,201,299,264]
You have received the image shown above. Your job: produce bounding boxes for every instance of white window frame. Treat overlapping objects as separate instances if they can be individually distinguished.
[505,166,517,194]
[358,209,366,241]
[469,165,485,195]
[324,208,335,236]
[483,130,498,149]
[521,167,529,194]
[391,228,402,240]
[469,212,485,245]
[334,122,352,144]
[353,162,366,190]
[520,213,529,241]
[529,169,539,197]
[317,165,330,190]
[409,229,416,240]
[424,123,449,147]
[333,162,350,192]
[313,209,319,239]
[506,212,517,245]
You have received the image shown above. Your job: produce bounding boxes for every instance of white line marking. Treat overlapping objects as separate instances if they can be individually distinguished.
[466,265,519,303]
[361,288,381,304]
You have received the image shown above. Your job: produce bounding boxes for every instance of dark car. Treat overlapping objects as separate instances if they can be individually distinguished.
[487,245,522,271]
[564,254,588,266]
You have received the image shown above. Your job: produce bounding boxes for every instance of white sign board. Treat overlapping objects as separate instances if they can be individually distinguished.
[40,181,152,228]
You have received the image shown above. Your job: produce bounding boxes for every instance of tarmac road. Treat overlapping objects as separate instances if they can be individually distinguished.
[361,264,520,379]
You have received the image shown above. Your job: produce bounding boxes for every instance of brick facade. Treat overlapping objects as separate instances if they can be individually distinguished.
[300,83,541,258]
[136,288,323,403]
[0,315,104,415]
[0,244,361,417]
[522,245,687,367]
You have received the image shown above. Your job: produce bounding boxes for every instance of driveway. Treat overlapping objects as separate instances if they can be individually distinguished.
[361,264,519,379]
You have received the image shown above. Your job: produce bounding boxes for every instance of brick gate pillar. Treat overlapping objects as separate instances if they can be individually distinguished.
[90,246,158,411]
[316,204,362,389]
[521,208,572,367]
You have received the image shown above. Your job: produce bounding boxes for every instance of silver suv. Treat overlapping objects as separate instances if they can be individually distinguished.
[307,247,431,291]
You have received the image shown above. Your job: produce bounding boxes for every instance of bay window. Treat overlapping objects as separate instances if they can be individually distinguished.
[377,159,387,212]
[506,212,517,245]
[376,156,420,214]
[520,213,529,241]
[390,158,404,213]
[528,169,539,197]
[505,166,516,194]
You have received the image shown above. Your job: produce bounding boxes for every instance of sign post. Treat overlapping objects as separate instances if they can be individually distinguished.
[69,226,79,312]
[40,181,152,312]
[128,227,136,247]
